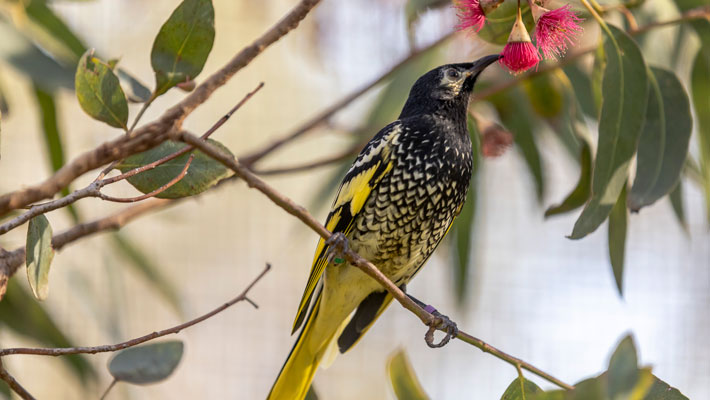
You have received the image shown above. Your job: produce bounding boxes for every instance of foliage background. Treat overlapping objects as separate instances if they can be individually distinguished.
[0,0,707,398]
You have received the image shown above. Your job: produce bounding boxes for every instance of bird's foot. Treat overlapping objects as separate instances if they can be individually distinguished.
[325,232,349,265]
[424,306,458,348]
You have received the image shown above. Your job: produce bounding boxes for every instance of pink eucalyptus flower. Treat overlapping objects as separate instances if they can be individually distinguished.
[532,4,583,60]
[499,9,540,74]
[455,0,504,33]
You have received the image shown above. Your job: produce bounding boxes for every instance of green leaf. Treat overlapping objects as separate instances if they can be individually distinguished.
[524,73,564,119]
[608,335,639,398]
[591,43,606,118]
[668,182,687,233]
[0,280,96,382]
[628,67,692,211]
[387,349,430,400]
[117,139,233,199]
[23,0,87,60]
[25,214,54,300]
[501,377,542,400]
[562,64,598,120]
[110,233,183,316]
[569,24,648,239]
[32,83,80,222]
[568,376,607,400]
[0,21,74,92]
[108,341,184,384]
[477,2,534,45]
[0,74,9,117]
[491,88,545,202]
[608,186,628,297]
[644,375,689,400]
[75,50,129,130]
[151,0,215,96]
[545,142,592,217]
[117,68,152,103]
[690,48,710,223]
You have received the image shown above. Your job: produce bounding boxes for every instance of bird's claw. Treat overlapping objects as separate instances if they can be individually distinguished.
[325,232,349,265]
[424,310,458,348]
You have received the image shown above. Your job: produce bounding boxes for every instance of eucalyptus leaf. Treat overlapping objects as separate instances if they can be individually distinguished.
[32,83,80,222]
[501,377,542,400]
[690,48,710,222]
[75,50,129,130]
[24,0,87,60]
[25,214,54,301]
[546,141,592,217]
[569,25,648,239]
[117,139,233,199]
[108,341,184,384]
[387,349,429,400]
[668,182,687,233]
[563,64,598,120]
[608,186,628,297]
[524,73,564,118]
[628,67,692,211]
[644,375,689,400]
[491,88,545,202]
[151,0,215,96]
[607,335,639,398]
[117,68,152,103]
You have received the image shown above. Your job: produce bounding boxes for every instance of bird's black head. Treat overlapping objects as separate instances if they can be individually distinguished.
[399,54,500,120]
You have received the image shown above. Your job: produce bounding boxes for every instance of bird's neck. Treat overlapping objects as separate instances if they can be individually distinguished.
[399,96,469,130]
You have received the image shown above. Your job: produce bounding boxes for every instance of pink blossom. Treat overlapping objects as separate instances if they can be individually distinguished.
[499,9,540,74]
[500,41,540,74]
[534,4,583,60]
[455,0,487,33]
[454,0,503,33]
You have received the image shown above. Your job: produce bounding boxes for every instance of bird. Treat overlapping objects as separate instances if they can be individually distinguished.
[268,54,500,400]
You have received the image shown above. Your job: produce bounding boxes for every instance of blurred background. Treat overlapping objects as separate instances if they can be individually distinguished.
[0,0,708,398]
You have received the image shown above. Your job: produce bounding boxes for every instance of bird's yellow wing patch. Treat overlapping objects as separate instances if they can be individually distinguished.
[292,158,394,333]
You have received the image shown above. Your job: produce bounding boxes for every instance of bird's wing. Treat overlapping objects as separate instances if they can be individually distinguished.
[291,122,401,333]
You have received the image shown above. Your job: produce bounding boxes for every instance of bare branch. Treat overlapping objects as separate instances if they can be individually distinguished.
[98,154,195,203]
[178,132,574,390]
[0,0,321,216]
[0,83,264,236]
[0,358,36,400]
[240,32,455,166]
[254,140,364,176]
[0,264,270,357]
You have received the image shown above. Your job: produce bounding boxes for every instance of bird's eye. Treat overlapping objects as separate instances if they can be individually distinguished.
[446,69,461,80]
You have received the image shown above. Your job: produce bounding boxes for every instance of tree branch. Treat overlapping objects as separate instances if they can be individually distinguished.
[178,132,574,390]
[0,358,35,400]
[0,0,321,217]
[0,264,269,357]
[239,32,455,166]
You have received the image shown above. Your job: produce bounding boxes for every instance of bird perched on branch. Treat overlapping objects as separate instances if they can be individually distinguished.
[268,54,500,400]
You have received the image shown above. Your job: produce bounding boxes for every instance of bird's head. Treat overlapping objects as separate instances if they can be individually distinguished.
[399,54,500,119]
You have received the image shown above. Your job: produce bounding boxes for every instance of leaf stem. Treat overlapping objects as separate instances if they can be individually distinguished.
[99,379,117,400]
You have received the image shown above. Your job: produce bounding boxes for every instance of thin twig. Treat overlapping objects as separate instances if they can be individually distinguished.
[0,264,270,357]
[178,132,574,390]
[0,0,321,216]
[0,358,36,400]
[516,363,527,400]
[98,154,195,203]
[0,83,264,236]
[254,140,364,176]
[239,32,454,166]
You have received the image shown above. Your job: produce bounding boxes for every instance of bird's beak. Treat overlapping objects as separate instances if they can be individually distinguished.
[465,54,501,77]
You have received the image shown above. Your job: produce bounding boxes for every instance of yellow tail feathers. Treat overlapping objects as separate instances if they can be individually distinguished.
[268,295,325,400]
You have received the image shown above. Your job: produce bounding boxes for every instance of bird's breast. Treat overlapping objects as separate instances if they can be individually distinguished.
[349,126,472,285]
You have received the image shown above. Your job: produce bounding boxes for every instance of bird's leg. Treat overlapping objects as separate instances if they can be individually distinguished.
[325,232,349,265]
[402,287,458,348]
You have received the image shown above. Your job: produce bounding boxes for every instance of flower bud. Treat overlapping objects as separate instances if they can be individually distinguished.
[499,9,540,74]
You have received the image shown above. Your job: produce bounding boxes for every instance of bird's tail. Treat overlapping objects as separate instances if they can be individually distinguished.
[268,292,332,400]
